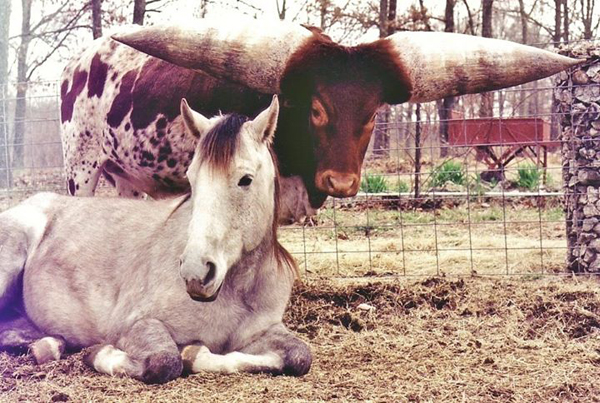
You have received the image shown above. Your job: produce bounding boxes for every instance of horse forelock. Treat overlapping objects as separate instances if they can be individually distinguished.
[199,113,249,172]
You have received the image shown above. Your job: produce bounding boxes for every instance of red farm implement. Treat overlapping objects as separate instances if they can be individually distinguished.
[447,117,559,182]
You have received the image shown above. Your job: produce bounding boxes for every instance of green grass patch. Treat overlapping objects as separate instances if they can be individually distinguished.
[360,173,388,193]
[516,164,542,191]
[429,160,466,188]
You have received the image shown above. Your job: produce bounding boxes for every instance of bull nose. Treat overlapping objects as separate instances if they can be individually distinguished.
[317,170,359,197]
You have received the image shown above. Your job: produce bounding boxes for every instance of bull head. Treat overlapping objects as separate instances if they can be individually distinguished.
[113,19,580,200]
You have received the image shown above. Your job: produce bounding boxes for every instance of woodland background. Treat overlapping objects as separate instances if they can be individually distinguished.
[0,0,598,183]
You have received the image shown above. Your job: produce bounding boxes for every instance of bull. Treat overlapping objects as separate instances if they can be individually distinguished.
[60,18,578,223]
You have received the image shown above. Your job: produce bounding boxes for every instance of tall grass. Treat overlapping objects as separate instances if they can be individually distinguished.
[360,173,388,193]
[429,160,466,188]
[516,164,541,191]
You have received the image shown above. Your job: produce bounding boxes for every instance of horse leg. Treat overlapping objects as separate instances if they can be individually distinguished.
[0,315,44,354]
[0,210,47,354]
[181,324,311,376]
[29,336,66,364]
[0,217,30,313]
[84,318,182,384]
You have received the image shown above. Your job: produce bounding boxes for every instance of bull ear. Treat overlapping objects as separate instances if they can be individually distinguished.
[250,95,279,145]
[383,32,582,103]
[180,98,211,139]
[112,20,313,94]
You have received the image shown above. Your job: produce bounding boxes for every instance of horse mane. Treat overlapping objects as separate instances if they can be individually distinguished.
[270,150,300,279]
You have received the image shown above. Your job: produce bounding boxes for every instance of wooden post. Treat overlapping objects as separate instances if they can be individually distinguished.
[556,43,600,272]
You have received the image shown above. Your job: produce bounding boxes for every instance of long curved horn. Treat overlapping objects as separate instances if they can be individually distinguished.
[111,20,313,94]
[384,32,582,103]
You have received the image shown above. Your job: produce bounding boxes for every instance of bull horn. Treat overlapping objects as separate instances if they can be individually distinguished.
[111,20,313,94]
[385,31,582,103]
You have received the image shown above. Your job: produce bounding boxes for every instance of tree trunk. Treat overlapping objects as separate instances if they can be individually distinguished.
[13,0,32,170]
[373,0,396,158]
[133,0,146,25]
[92,0,103,39]
[580,0,595,39]
[550,0,563,141]
[517,0,529,117]
[276,0,286,20]
[0,0,10,187]
[556,44,600,272]
[414,104,422,198]
[553,0,562,45]
[319,0,327,30]
[479,0,494,118]
[198,0,208,18]
[562,0,569,43]
[439,0,456,157]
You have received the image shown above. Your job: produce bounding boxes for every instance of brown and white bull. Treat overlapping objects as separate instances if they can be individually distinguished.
[60,19,578,223]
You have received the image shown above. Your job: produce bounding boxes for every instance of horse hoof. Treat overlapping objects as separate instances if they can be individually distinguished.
[142,352,183,384]
[283,341,312,377]
[30,336,65,365]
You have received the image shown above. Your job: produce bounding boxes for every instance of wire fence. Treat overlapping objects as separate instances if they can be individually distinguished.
[0,75,596,278]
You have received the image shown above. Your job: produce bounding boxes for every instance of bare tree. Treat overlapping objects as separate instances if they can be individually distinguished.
[372,0,397,158]
[133,0,173,25]
[0,0,10,187]
[563,0,570,43]
[276,0,287,20]
[437,0,456,157]
[553,0,562,44]
[461,0,476,35]
[12,0,90,169]
[479,0,494,118]
[580,0,599,39]
[133,0,146,24]
[92,0,103,38]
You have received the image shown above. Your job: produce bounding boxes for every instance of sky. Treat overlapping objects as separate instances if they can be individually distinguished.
[6,0,305,81]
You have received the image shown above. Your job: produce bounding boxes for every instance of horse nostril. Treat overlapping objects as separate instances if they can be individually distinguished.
[204,261,216,285]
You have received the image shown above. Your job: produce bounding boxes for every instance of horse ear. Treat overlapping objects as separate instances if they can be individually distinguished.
[180,98,211,139]
[250,95,279,145]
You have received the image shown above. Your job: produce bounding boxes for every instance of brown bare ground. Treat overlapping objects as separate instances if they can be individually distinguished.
[2,276,600,402]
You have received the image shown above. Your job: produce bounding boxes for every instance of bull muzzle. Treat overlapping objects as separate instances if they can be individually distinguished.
[316,170,359,198]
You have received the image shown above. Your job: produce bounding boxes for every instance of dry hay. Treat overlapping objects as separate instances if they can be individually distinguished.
[280,201,566,277]
[2,276,600,402]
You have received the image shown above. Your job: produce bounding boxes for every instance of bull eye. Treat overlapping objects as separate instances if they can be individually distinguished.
[311,107,321,119]
[238,174,253,187]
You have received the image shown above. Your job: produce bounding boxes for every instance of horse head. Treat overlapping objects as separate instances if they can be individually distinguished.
[178,96,279,301]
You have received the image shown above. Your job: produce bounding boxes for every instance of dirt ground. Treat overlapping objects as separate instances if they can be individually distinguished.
[2,276,600,402]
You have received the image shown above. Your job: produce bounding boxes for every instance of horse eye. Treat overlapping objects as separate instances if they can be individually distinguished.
[238,175,253,187]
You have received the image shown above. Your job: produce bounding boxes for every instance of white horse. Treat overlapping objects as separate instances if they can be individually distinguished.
[0,96,311,383]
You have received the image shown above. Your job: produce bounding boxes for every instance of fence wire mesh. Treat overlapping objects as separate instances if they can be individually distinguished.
[0,74,595,278]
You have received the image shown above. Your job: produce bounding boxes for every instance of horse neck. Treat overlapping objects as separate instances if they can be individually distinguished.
[226,223,294,302]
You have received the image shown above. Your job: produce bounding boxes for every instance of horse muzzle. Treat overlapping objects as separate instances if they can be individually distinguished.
[179,257,223,302]
[185,278,222,302]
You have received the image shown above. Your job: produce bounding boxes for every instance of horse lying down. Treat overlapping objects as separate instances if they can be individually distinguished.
[0,96,311,383]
